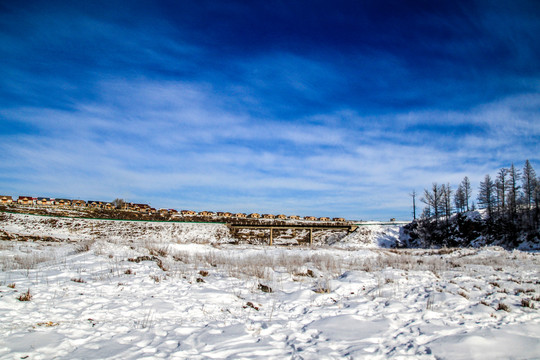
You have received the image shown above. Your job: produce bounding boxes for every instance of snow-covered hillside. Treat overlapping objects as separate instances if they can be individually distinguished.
[339,224,401,248]
[0,212,234,245]
[0,212,402,248]
[1,212,539,359]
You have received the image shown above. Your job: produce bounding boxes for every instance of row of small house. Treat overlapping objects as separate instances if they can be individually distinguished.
[0,196,165,213]
[0,195,346,222]
[184,210,346,222]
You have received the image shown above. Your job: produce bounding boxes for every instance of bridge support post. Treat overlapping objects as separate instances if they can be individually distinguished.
[309,228,313,245]
[270,227,273,246]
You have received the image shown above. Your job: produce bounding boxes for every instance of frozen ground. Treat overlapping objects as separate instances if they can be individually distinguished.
[1,213,540,359]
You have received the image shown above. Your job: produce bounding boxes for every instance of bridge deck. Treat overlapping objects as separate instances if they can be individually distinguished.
[227,222,357,245]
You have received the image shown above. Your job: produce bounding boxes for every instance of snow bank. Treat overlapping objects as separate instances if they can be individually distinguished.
[338,224,401,248]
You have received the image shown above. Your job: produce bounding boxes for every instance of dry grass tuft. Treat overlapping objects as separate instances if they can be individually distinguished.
[37,321,59,327]
[521,298,534,308]
[426,295,434,310]
[244,301,259,311]
[18,289,32,301]
[74,239,95,253]
[147,245,170,257]
[313,279,332,294]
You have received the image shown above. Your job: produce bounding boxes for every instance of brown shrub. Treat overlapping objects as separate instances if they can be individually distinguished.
[18,289,32,301]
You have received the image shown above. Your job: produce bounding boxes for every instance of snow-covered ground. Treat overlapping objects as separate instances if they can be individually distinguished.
[0,212,234,245]
[1,213,540,359]
[0,212,401,249]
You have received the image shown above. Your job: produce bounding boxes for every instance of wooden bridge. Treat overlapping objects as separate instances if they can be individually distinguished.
[227,222,358,245]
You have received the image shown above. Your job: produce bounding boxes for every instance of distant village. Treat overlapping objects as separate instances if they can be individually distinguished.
[0,195,346,222]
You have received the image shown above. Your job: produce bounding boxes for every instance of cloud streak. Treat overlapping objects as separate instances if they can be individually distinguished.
[1,1,539,220]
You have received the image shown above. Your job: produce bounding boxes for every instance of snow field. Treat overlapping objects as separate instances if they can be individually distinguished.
[1,236,539,359]
[1,212,540,359]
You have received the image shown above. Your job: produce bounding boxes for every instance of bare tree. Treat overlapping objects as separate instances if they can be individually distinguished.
[478,174,496,218]
[112,198,126,209]
[454,184,466,213]
[535,176,540,226]
[461,176,472,211]
[421,183,443,223]
[522,160,537,211]
[410,190,417,220]
[507,163,521,219]
[441,183,453,221]
[495,168,508,214]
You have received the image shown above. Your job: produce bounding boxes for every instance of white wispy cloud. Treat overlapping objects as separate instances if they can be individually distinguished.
[1,7,539,223]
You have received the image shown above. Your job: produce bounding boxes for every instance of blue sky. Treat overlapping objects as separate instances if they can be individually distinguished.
[1,0,539,220]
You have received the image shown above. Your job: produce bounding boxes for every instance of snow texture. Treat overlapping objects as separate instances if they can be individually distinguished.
[1,213,539,359]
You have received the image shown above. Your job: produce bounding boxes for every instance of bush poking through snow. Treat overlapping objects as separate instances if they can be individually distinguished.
[521,298,534,309]
[7,283,15,289]
[244,302,259,311]
[497,302,511,312]
[75,240,94,253]
[199,270,209,277]
[147,245,170,257]
[18,289,32,301]
[124,269,135,275]
[128,255,158,263]
[314,279,332,294]
[71,277,86,283]
[426,295,435,310]
[37,321,59,327]
[258,283,272,293]
[134,310,154,329]
[128,255,167,271]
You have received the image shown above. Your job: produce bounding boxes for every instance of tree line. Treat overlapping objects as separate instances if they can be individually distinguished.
[405,160,539,248]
